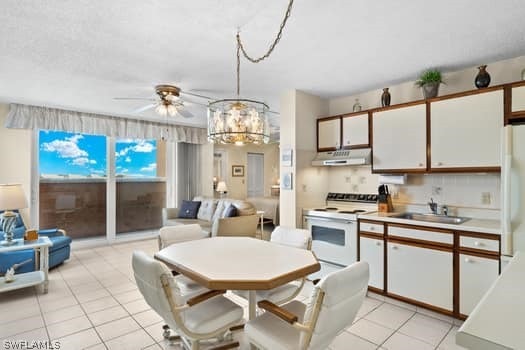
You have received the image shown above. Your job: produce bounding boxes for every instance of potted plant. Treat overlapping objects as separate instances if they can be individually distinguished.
[416,69,444,99]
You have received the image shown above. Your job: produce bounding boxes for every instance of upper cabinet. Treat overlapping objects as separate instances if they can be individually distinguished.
[342,112,369,149]
[372,103,427,172]
[512,85,525,113]
[317,117,341,151]
[430,90,503,171]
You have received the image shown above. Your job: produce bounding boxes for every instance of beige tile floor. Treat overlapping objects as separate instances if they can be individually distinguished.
[0,238,466,350]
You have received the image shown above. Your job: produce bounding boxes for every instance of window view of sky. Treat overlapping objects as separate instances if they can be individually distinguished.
[39,130,157,178]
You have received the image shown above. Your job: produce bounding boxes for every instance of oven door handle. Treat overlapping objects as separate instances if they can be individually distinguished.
[304,216,355,224]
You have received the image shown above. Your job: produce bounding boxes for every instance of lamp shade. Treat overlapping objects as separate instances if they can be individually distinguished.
[0,184,28,211]
[216,181,228,193]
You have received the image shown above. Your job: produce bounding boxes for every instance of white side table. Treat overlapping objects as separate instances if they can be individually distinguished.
[0,237,52,294]
[256,210,265,237]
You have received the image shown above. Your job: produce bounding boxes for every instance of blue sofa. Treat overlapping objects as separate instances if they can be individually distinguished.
[0,211,72,275]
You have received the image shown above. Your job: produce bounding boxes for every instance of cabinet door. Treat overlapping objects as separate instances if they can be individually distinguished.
[387,241,453,311]
[342,113,369,148]
[430,90,503,169]
[459,254,499,315]
[317,118,341,151]
[512,86,525,112]
[359,236,384,290]
[372,104,427,172]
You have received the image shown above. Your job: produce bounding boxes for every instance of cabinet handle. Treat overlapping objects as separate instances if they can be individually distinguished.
[474,241,483,247]
[418,163,424,167]
[369,226,375,231]
[391,245,398,250]
[464,257,473,263]
[437,162,443,166]
[375,241,381,246]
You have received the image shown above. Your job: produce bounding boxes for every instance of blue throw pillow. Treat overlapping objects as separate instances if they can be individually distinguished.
[178,200,201,219]
[223,204,238,218]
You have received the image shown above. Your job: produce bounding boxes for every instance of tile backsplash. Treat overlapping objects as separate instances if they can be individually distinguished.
[327,166,501,212]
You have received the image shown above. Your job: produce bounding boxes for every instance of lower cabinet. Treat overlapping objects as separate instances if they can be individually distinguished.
[359,236,384,290]
[387,241,453,312]
[459,253,499,316]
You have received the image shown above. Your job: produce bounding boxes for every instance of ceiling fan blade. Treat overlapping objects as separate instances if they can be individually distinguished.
[132,103,156,114]
[114,97,156,102]
[180,90,214,100]
[176,106,194,118]
[178,97,209,108]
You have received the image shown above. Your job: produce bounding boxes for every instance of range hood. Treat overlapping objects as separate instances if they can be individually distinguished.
[312,149,371,166]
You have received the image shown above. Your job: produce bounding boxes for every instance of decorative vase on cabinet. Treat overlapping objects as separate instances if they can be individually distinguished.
[381,88,391,107]
[475,65,491,88]
[353,98,362,112]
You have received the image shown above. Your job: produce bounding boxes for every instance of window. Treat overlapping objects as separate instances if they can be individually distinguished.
[115,139,166,235]
[38,131,167,240]
[39,131,107,239]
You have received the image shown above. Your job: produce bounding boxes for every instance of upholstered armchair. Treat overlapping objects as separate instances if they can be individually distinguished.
[0,210,71,275]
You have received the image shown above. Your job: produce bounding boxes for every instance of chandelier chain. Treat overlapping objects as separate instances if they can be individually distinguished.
[235,0,294,96]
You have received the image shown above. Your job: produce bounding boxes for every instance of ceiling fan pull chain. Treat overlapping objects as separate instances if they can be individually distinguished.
[236,0,294,64]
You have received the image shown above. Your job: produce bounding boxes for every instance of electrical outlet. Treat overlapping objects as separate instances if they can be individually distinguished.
[352,184,358,191]
[345,176,351,183]
[481,192,491,205]
[359,176,366,184]
[302,184,307,192]
[432,186,442,195]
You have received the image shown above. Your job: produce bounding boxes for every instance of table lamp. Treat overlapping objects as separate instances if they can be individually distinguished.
[0,184,28,245]
[216,181,228,198]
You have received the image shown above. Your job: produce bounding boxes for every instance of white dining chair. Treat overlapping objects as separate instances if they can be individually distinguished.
[132,251,243,350]
[245,261,369,350]
[158,224,209,293]
[234,226,312,305]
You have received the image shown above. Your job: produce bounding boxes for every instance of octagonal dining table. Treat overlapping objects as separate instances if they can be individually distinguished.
[154,236,320,319]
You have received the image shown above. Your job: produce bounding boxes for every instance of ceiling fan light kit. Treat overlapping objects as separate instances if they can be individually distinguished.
[207,0,294,146]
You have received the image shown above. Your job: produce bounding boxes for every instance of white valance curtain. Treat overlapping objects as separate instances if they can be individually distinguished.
[5,104,208,144]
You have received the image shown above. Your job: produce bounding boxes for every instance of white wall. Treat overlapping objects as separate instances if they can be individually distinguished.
[214,143,279,199]
[279,90,329,227]
[0,104,33,225]
[199,143,214,198]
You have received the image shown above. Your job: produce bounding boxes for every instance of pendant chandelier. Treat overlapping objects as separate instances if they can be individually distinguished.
[207,0,294,145]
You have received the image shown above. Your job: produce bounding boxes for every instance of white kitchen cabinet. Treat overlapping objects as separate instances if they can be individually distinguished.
[342,113,369,148]
[512,85,525,112]
[317,117,341,151]
[372,103,427,172]
[430,90,503,169]
[459,253,499,316]
[359,236,384,290]
[387,241,453,311]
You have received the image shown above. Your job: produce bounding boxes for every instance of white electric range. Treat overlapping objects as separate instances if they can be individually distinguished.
[302,192,378,280]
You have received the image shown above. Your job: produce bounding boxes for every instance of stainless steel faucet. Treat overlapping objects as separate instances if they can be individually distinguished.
[428,198,438,214]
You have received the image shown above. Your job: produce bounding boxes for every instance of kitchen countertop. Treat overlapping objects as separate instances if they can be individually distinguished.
[359,212,501,235]
[456,251,525,350]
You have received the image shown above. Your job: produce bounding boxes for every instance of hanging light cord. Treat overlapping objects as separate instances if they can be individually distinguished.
[235,0,294,96]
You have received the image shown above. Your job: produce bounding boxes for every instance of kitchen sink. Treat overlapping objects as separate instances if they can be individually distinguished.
[390,212,470,225]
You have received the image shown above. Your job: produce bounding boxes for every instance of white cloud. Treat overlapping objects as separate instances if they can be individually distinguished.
[125,156,131,163]
[89,160,96,164]
[42,138,88,158]
[116,140,155,158]
[140,163,156,172]
[71,157,90,166]
[133,140,155,153]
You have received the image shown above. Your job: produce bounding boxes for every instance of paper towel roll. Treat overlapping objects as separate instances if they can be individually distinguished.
[378,174,406,185]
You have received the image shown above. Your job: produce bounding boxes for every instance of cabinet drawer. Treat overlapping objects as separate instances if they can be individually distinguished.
[360,222,384,235]
[388,225,453,245]
[360,237,384,290]
[460,236,499,253]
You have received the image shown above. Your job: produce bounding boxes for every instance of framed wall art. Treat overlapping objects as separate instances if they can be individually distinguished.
[232,165,245,177]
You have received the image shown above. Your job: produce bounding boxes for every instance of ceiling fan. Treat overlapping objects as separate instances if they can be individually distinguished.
[114,84,212,118]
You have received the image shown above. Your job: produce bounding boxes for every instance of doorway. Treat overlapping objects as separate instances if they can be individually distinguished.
[247,153,264,197]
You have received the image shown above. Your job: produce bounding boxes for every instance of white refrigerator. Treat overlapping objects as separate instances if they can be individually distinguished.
[501,125,525,257]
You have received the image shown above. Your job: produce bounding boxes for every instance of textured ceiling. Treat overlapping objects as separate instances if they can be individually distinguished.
[1,0,525,133]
